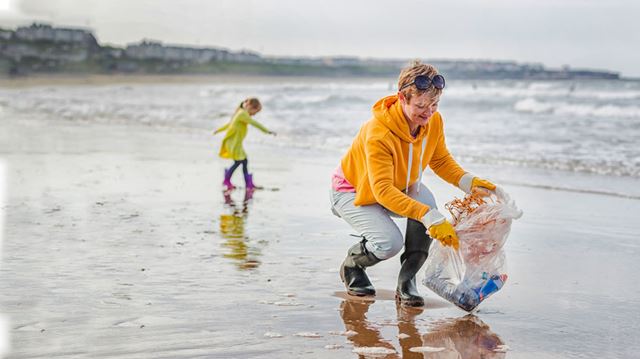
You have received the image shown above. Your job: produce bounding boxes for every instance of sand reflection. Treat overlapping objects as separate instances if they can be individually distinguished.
[219,189,260,270]
[339,299,506,358]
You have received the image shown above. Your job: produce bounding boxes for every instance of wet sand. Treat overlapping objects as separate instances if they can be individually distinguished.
[0,74,379,89]
[1,114,640,358]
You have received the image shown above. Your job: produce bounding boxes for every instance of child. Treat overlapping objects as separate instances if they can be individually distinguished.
[214,98,275,191]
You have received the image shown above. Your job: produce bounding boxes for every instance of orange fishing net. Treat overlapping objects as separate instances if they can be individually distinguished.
[445,189,508,266]
[445,188,489,226]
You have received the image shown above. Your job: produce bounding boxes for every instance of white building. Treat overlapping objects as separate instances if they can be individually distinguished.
[15,23,94,44]
[125,41,262,63]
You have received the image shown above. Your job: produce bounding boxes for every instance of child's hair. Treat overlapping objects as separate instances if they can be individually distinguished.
[239,97,262,111]
[397,60,442,102]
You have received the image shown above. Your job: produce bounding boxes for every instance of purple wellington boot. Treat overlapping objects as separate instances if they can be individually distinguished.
[244,173,260,190]
[223,168,235,191]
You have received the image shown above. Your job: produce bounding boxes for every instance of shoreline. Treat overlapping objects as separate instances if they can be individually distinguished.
[1,73,638,89]
[0,73,392,88]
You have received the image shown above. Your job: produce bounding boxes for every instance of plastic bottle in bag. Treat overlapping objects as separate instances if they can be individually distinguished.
[423,188,522,311]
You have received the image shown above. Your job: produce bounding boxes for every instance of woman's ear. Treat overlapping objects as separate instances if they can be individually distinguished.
[397,91,406,104]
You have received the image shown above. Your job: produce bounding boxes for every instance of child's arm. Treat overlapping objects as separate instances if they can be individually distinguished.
[249,118,271,134]
[213,122,230,135]
[242,114,273,135]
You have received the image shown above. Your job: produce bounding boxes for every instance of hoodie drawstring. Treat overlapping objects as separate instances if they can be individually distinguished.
[405,137,428,194]
[405,142,413,192]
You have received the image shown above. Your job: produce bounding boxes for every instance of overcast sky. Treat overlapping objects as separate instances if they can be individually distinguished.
[1,0,639,77]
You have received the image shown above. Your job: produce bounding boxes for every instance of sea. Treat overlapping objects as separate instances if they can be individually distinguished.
[2,76,640,358]
[1,77,639,197]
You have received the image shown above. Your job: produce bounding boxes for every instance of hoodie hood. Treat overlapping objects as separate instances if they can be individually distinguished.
[372,94,431,193]
[338,95,466,221]
[372,95,427,143]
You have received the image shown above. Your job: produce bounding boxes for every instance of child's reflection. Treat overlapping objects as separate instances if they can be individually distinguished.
[220,189,260,270]
[339,299,506,358]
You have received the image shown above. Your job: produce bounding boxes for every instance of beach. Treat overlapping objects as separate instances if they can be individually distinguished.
[1,77,640,358]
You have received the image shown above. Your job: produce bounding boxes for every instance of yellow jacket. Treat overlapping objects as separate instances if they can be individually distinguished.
[340,95,466,221]
[214,108,270,160]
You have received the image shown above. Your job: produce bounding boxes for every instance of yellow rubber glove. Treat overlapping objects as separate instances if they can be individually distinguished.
[471,177,496,191]
[428,220,460,251]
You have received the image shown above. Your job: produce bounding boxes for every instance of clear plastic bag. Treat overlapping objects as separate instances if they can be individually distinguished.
[423,187,523,311]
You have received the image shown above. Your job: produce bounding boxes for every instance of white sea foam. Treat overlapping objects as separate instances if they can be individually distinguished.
[494,344,511,352]
[352,347,396,355]
[513,98,554,113]
[324,344,343,349]
[409,346,446,353]
[273,301,304,306]
[514,98,640,118]
[328,330,357,336]
[278,293,296,297]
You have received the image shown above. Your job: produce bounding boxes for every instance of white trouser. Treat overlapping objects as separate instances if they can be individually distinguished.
[330,183,437,260]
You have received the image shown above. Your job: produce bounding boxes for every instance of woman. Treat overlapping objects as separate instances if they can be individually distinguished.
[330,61,496,307]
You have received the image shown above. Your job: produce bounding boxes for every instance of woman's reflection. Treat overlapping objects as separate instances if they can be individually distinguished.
[220,189,260,270]
[339,299,506,358]
[420,315,506,358]
[397,305,425,359]
[339,300,396,356]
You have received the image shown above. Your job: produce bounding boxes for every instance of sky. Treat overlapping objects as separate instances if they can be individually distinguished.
[1,0,639,77]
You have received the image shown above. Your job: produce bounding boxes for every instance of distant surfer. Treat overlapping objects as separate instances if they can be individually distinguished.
[330,61,496,306]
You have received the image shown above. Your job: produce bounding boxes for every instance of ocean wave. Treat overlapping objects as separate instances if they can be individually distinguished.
[3,79,640,181]
[575,89,640,100]
[514,98,640,118]
[445,82,640,102]
[457,154,640,178]
[315,94,370,105]
[499,181,640,200]
[269,93,371,108]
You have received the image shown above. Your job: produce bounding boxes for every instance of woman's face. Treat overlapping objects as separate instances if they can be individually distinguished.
[399,92,440,130]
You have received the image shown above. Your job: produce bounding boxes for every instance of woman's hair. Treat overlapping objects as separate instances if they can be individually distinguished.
[239,97,262,111]
[397,60,442,102]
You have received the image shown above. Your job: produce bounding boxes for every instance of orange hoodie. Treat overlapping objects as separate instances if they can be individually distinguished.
[340,95,466,221]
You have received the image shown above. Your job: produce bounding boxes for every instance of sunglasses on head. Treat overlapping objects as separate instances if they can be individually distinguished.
[400,74,446,91]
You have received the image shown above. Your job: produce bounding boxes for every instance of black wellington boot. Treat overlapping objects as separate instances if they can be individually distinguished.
[340,240,381,296]
[396,218,433,307]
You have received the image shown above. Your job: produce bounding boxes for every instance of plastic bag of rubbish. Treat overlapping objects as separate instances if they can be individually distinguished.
[423,187,522,311]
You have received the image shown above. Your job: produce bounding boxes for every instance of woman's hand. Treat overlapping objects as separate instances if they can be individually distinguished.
[459,173,497,194]
[428,221,460,250]
[421,208,459,250]
[471,177,496,191]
